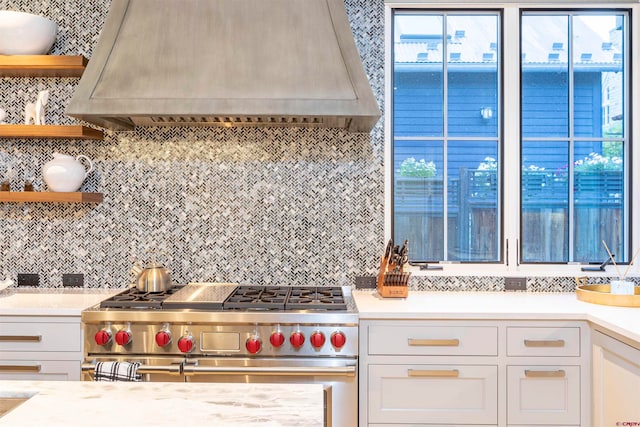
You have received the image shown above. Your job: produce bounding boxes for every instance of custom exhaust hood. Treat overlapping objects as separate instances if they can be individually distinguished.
[66,0,380,132]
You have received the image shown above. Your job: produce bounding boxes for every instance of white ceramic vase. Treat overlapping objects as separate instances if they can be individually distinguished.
[42,153,94,192]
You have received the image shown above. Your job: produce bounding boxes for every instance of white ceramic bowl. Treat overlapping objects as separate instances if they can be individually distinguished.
[0,11,57,55]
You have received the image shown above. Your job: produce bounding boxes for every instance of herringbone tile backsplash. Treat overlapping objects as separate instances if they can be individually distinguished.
[0,0,581,291]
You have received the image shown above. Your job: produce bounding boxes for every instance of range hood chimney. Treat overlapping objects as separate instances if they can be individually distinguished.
[66,0,380,132]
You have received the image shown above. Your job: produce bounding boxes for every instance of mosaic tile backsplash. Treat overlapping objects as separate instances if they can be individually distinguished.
[0,0,586,292]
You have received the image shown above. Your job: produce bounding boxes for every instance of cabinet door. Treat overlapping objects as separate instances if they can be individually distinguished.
[507,365,580,425]
[592,331,640,425]
[368,364,498,424]
[0,360,80,381]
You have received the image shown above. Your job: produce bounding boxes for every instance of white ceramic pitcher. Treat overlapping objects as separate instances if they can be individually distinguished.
[42,153,94,192]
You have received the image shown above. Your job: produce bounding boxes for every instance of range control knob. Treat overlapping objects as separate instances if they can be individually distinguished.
[114,329,132,346]
[270,331,285,348]
[94,329,112,346]
[310,331,326,349]
[246,336,262,354]
[155,330,172,347]
[290,331,305,349]
[177,335,194,353]
[330,331,347,349]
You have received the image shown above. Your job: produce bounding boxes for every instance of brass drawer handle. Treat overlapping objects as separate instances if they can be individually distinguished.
[408,338,460,347]
[0,335,42,342]
[524,369,566,378]
[0,365,41,373]
[524,339,565,348]
[408,369,460,378]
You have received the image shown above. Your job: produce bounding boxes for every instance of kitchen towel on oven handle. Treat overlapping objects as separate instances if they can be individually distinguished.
[94,361,142,382]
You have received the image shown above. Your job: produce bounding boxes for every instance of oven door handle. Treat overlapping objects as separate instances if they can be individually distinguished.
[81,363,182,375]
[182,364,356,377]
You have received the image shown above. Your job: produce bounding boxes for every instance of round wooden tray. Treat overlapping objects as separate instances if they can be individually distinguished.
[576,284,640,307]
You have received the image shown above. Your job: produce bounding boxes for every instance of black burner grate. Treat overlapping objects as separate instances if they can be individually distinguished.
[285,286,347,311]
[100,286,185,309]
[223,286,290,310]
[223,286,347,311]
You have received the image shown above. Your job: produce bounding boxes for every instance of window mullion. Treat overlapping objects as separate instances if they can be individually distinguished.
[442,13,449,261]
[503,5,521,268]
[568,14,575,262]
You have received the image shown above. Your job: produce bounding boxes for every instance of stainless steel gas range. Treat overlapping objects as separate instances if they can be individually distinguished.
[81,283,359,427]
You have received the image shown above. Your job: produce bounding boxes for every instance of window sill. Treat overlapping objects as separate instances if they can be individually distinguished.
[407,263,626,278]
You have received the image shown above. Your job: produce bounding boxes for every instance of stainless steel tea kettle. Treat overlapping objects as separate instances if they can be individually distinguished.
[135,262,172,292]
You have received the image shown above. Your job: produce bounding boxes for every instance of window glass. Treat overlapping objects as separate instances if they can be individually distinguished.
[521,15,569,138]
[447,141,499,261]
[391,8,629,265]
[521,141,569,262]
[520,12,627,263]
[573,141,624,261]
[394,14,444,137]
[393,11,501,262]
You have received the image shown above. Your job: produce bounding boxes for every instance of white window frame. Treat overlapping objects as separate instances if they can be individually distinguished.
[384,0,640,278]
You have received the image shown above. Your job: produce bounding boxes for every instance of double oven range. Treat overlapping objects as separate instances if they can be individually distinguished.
[81,283,358,426]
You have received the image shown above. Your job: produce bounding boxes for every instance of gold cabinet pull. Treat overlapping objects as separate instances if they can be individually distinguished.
[408,338,460,347]
[0,335,42,342]
[0,365,41,373]
[524,339,565,348]
[408,369,459,378]
[524,369,565,378]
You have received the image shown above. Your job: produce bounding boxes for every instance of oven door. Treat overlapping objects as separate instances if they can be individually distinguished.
[81,356,184,382]
[183,357,357,427]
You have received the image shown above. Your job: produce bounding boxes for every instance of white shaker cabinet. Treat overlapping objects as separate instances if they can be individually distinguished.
[592,329,640,425]
[0,316,83,380]
[361,320,500,427]
[506,325,586,425]
[359,319,590,427]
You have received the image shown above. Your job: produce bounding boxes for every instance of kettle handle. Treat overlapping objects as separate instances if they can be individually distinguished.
[76,155,94,177]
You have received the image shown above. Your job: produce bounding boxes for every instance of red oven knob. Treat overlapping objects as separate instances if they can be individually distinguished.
[331,331,347,349]
[290,331,305,349]
[115,329,132,346]
[94,329,112,346]
[178,335,194,353]
[310,331,326,349]
[155,330,172,347]
[246,337,262,354]
[270,331,285,348]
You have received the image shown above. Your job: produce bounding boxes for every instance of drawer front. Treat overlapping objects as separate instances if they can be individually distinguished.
[368,364,498,424]
[507,327,580,357]
[368,325,498,356]
[0,322,81,352]
[0,360,80,381]
[507,365,581,425]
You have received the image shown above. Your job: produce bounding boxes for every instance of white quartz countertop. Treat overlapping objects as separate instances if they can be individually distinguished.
[0,288,120,316]
[0,380,324,427]
[353,290,640,346]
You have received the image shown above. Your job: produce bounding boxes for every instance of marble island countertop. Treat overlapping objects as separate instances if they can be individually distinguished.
[353,290,640,347]
[0,380,324,427]
[0,288,121,316]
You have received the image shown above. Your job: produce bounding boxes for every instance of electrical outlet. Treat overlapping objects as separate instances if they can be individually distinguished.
[355,276,377,289]
[504,277,527,291]
[17,273,39,287]
[62,274,84,288]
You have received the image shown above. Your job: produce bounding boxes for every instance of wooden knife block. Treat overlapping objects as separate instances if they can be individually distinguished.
[377,257,409,298]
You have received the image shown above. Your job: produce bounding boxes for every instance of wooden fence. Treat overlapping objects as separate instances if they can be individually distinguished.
[394,170,623,261]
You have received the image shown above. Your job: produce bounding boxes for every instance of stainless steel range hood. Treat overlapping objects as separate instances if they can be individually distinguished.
[66,0,380,132]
